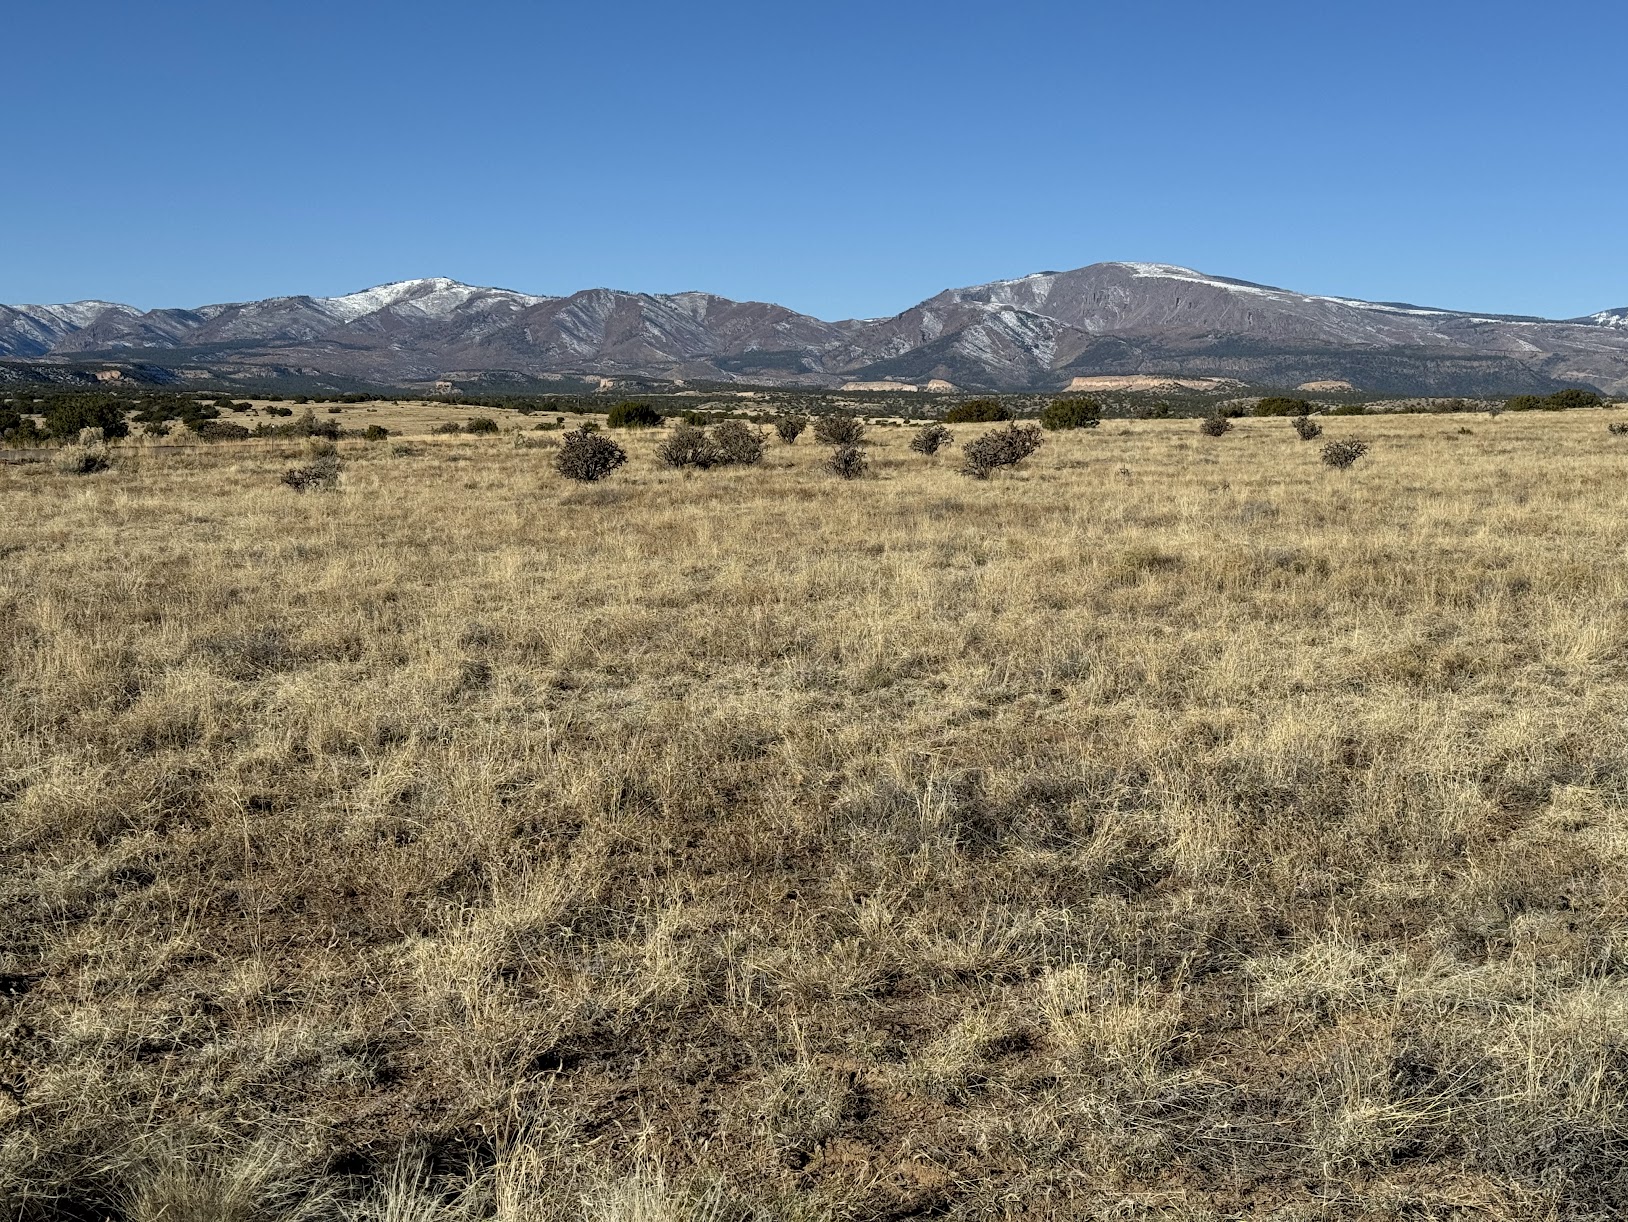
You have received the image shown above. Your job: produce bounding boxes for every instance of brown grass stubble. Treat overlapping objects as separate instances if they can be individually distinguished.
[2,415,1627,1220]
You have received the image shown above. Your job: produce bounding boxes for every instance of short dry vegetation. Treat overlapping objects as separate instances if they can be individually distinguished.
[4,414,1628,1220]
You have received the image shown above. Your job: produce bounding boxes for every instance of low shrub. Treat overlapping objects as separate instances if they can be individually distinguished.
[363,425,390,441]
[658,422,718,469]
[944,399,1013,424]
[554,428,627,482]
[1199,413,1232,437]
[1040,398,1102,430]
[709,419,766,466]
[774,415,808,444]
[280,455,340,491]
[1292,414,1323,441]
[265,405,294,417]
[1321,439,1370,470]
[827,444,867,479]
[54,445,112,475]
[193,420,252,442]
[465,416,501,435]
[961,422,1042,479]
[1608,422,1628,436]
[813,414,865,446]
[910,423,954,455]
[607,401,663,429]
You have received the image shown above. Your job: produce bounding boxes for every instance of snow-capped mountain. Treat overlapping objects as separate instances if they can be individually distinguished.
[5,267,1627,394]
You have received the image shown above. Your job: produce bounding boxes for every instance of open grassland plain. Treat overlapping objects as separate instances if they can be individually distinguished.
[3,415,1628,1221]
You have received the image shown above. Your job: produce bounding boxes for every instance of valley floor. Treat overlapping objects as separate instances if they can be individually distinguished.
[4,414,1628,1219]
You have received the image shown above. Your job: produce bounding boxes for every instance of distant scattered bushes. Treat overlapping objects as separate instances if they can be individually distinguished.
[1321,439,1370,470]
[607,401,663,429]
[944,399,1013,424]
[1507,388,1604,411]
[1199,412,1233,437]
[961,422,1042,479]
[44,399,129,440]
[1254,397,1312,417]
[433,417,498,436]
[774,415,807,444]
[1040,398,1101,430]
[910,423,954,455]
[1325,403,1368,416]
[555,428,627,482]
[264,405,294,417]
[193,420,251,442]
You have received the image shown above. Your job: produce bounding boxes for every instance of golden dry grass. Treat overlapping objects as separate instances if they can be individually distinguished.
[3,414,1628,1220]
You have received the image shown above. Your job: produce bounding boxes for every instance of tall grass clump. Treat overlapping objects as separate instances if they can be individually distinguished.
[279,453,340,491]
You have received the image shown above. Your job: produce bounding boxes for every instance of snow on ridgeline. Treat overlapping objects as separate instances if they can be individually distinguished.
[316,278,552,322]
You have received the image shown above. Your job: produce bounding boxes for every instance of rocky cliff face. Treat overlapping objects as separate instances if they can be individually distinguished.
[6,266,1626,394]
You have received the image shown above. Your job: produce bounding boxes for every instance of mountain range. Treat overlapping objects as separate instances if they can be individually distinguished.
[4,263,1627,395]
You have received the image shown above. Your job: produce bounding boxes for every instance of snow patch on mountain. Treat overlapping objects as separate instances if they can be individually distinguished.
[19,301,139,327]
[318,278,549,323]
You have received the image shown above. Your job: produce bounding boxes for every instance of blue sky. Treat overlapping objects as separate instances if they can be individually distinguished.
[6,0,1624,320]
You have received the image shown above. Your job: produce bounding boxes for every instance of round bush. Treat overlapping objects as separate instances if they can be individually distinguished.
[944,399,1013,424]
[555,428,628,482]
[910,423,954,455]
[607,401,663,429]
[1321,439,1370,470]
[960,423,1042,479]
[1040,398,1102,431]
[813,414,865,446]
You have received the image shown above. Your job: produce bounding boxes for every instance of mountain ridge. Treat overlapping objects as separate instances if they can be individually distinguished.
[5,264,1626,395]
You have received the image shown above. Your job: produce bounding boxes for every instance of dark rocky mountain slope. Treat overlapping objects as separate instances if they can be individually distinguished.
[5,265,1625,394]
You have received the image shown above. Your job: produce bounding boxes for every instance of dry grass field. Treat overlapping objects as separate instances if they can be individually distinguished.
[4,413,1628,1220]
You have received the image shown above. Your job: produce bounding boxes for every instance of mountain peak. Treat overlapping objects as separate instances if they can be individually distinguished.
[318,278,548,322]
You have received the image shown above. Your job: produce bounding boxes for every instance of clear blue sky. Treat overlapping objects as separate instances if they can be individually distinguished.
[6,0,1625,320]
